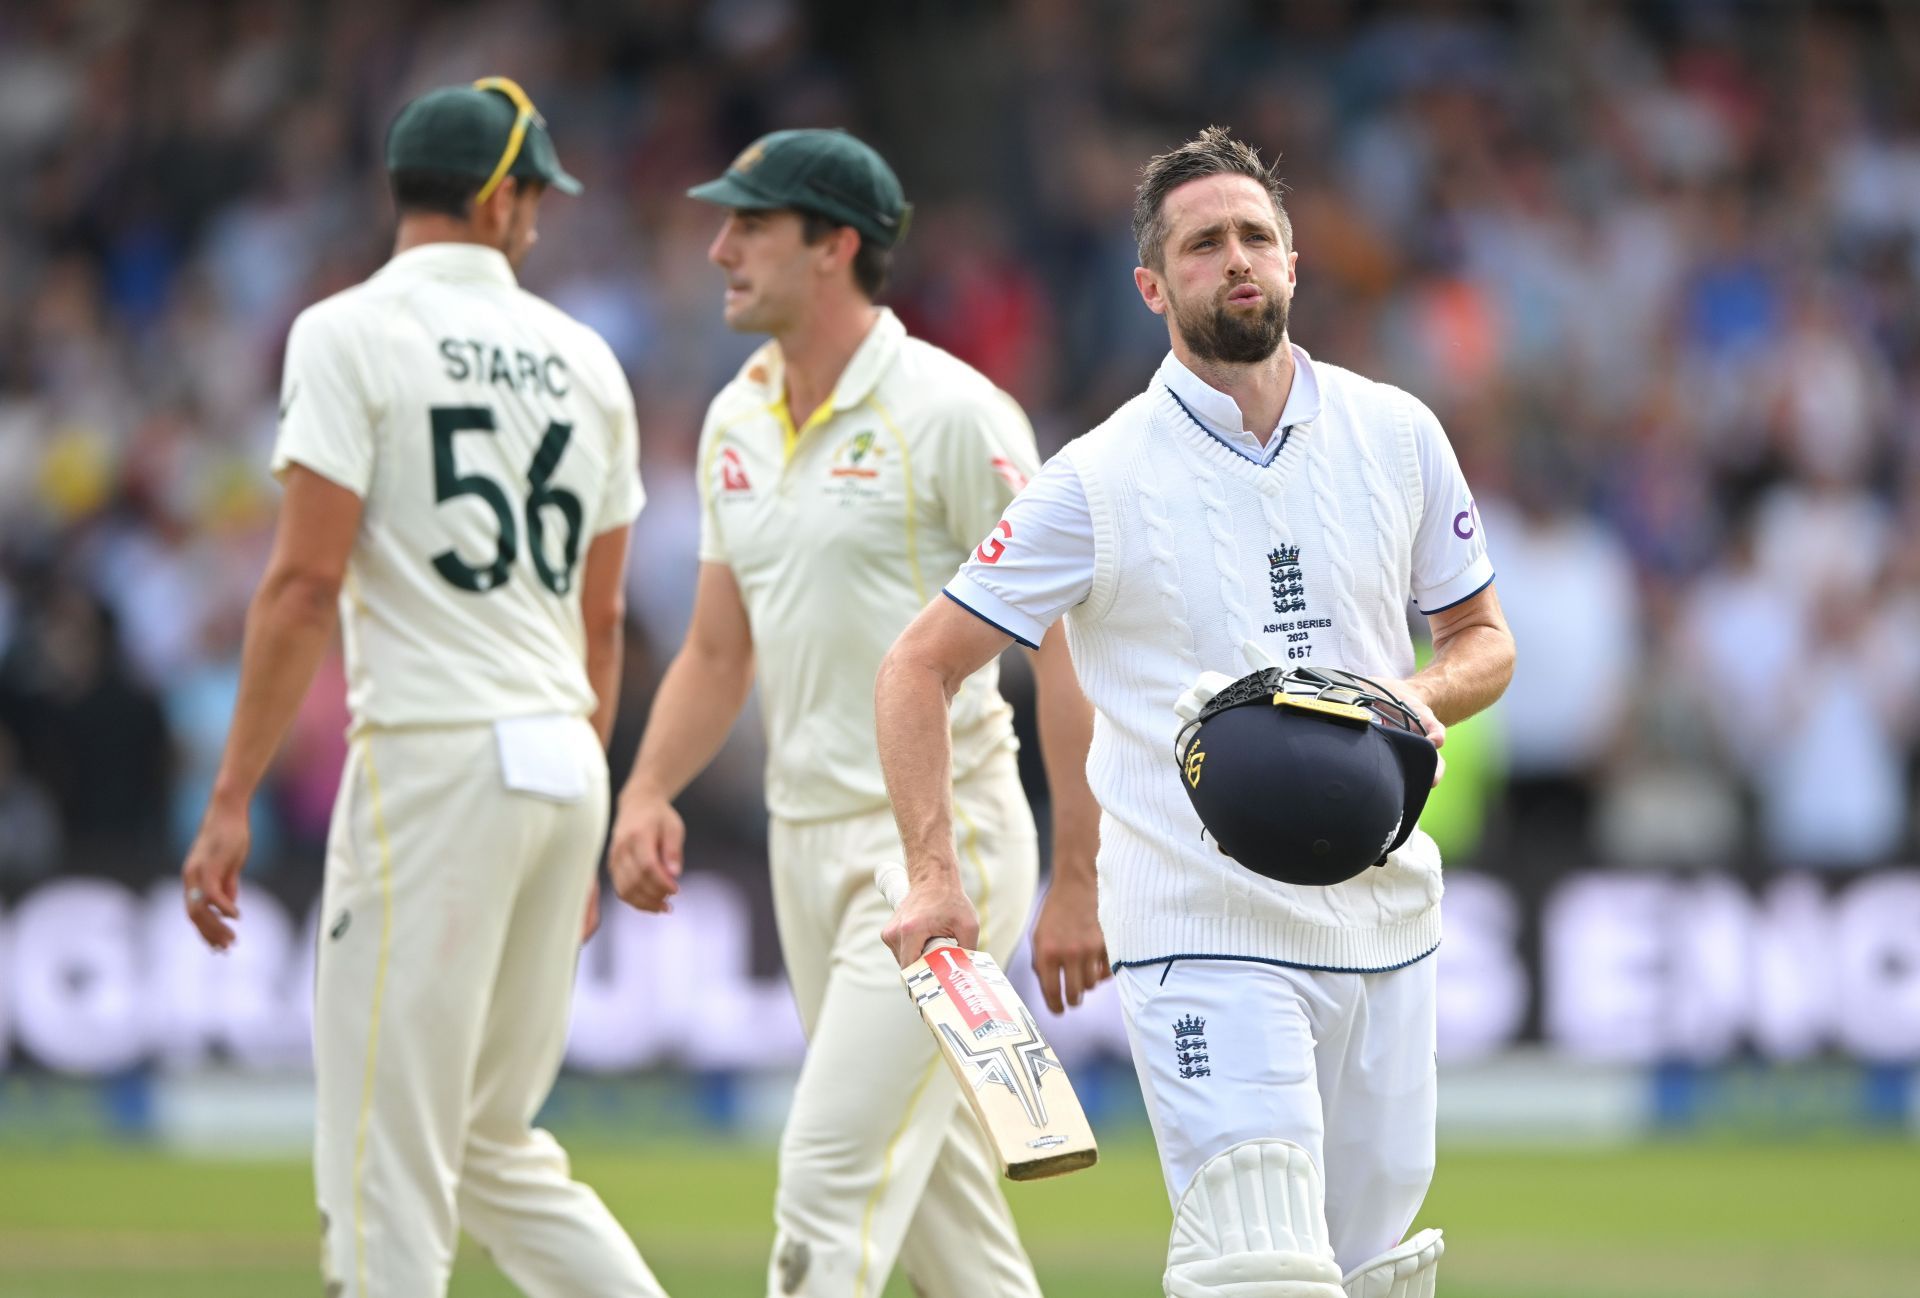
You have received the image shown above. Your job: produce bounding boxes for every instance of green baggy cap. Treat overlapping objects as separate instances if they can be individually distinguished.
[386,78,582,197]
[689,128,910,248]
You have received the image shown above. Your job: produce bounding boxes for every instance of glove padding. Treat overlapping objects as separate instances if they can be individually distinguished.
[1174,671,1240,724]
[1174,640,1286,723]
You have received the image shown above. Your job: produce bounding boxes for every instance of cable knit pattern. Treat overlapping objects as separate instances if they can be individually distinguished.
[1133,446,1199,671]
[1060,368,1443,971]
[1190,453,1258,654]
[1350,393,1412,638]
[1303,422,1369,683]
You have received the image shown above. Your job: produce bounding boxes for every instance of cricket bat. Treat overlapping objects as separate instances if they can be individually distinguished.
[876,863,1098,1181]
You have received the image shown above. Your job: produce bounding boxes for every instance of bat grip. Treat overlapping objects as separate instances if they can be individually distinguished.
[875,863,961,954]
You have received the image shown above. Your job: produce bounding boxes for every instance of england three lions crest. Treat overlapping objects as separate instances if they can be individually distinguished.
[1268,545,1307,615]
[1173,1014,1210,1079]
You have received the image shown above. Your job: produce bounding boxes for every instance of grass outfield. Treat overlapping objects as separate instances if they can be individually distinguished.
[0,1138,1914,1296]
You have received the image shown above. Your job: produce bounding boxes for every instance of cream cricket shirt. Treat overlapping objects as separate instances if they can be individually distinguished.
[271,243,643,732]
[698,309,1040,822]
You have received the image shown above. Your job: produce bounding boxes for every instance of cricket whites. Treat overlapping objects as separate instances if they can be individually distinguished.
[876,863,1099,1181]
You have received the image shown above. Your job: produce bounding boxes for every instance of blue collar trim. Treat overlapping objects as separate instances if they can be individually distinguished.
[1164,386,1289,466]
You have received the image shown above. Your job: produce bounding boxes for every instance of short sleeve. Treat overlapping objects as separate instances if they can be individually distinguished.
[695,407,728,565]
[270,305,379,496]
[595,348,645,534]
[934,389,1044,550]
[942,453,1095,649]
[1407,397,1495,613]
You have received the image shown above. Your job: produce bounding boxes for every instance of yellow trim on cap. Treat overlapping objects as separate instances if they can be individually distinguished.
[472,76,538,205]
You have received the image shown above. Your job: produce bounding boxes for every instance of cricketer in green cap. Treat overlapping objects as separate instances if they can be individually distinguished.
[689,128,911,250]
[386,76,581,271]
[388,76,582,199]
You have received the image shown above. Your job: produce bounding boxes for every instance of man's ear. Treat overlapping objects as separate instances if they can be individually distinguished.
[1134,264,1169,317]
[818,225,861,276]
[474,176,518,233]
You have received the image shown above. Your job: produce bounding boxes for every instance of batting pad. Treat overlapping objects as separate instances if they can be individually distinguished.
[1341,1228,1444,1298]
[1163,1140,1348,1297]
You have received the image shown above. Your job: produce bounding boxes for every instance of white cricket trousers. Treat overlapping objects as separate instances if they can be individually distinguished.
[1116,954,1438,1275]
[313,721,663,1298]
[766,753,1041,1298]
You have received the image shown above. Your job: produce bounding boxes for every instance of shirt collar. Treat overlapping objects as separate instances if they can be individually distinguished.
[375,242,518,288]
[1156,344,1321,464]
[745,307,907,414]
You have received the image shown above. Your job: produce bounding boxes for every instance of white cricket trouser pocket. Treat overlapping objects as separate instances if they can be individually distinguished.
[1117,954,1438,1275]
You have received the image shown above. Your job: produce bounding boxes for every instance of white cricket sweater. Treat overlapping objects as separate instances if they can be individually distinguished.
[1062,364,1448,971]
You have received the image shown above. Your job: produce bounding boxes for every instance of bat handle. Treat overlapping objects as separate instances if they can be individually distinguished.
[875,863,961,954]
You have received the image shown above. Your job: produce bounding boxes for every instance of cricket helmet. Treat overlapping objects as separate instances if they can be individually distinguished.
[1174,665,1438,887]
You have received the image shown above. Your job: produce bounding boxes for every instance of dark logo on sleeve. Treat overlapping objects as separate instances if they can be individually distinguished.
[1269,546,1306,615]
[1173,1014,1210,1078]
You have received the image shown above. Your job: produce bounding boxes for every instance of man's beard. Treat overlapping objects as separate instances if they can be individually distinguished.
[1171,281,1288,365]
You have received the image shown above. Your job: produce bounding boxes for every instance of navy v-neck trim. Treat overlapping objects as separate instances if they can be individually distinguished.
[1163,385,1291,466]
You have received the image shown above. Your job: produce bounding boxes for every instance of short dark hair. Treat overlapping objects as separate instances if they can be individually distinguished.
[391,168,484,219]
[1133,126,1291,270]
[800,209,892,299]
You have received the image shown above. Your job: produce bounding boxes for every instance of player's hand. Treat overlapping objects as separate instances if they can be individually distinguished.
[1030,868,1109,1014]
[609,790,684,914]
[182,800,249,951]
[883,869,979,967]
[1377,678,1447,786]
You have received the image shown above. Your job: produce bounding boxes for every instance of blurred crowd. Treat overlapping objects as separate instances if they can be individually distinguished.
[3,0,1919,893]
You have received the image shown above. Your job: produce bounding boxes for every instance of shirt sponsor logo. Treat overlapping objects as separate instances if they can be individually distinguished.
[990,455,1029,493]
[719,447,752,493]
[1453,501,1479,540]
[976,519,1012,564]
[828,430,880,479]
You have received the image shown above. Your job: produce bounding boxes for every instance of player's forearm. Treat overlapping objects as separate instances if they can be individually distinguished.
[1032,625,1099,884]
[208,571,339,812]
[621,644,754,804]
[874,647,965,887]
[1410,622,1515,726]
